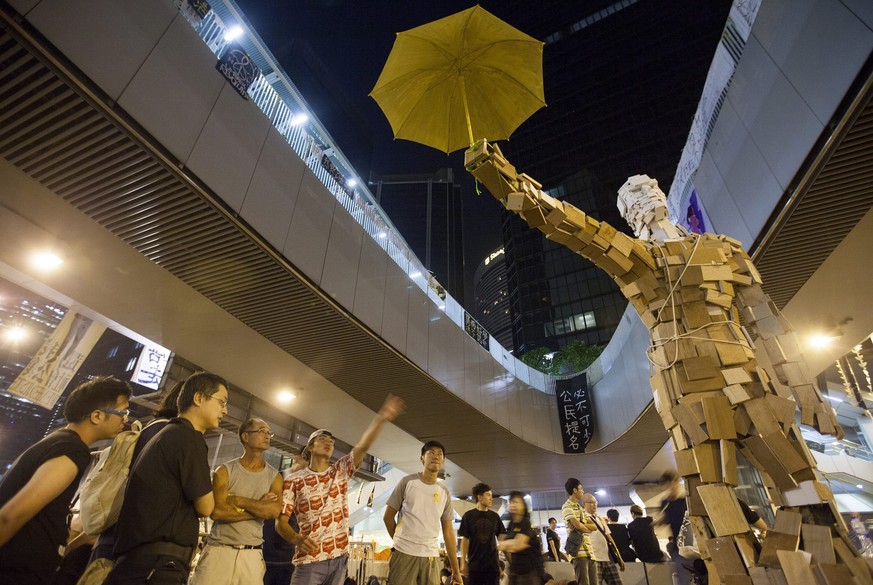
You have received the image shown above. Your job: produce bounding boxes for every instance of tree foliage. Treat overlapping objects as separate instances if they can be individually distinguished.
[520,339,604,376]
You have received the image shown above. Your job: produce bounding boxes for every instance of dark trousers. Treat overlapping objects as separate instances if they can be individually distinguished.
[467,568,499,585]
[508,572,542,585]
[0,568,53,585]
[104,554,189,585]
[264,562,295,585]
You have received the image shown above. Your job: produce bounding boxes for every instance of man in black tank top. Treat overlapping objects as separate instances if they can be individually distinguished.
[0,376,132,584]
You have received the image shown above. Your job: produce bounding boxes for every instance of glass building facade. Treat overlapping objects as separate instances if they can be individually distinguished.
[490,0,734,354]
[369,168,466,301]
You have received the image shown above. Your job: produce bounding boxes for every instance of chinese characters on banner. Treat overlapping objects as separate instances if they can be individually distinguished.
[7,310,106,409]
[555,375,593,453]
[181,0,211,26]
[131,343,172,390]
[464,312,490,351]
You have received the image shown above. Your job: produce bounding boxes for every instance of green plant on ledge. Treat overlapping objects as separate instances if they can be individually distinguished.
[520,339,604,376]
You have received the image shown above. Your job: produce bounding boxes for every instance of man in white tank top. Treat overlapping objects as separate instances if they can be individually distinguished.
[190,418,284,585]
[384,440,462,585]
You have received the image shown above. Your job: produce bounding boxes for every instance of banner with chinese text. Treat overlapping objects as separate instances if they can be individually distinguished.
[7,311,106,409]
[131,342,172,390]
[555,374,593,453]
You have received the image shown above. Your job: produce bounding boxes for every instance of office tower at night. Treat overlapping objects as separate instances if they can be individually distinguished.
[369,168,466,301]
[472,246,512,351]
[489,0,733,354]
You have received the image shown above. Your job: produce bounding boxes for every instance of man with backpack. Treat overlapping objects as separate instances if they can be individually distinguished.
[104,371,228,585]
[0,376,132,584]
[561,478,597,585]
[189,418,284,585]
[81,381,184,564]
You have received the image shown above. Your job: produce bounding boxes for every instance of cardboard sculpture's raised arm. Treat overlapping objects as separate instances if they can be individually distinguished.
[465,139,655,285]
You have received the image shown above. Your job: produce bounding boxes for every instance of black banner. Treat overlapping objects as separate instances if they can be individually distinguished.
[182,0,211,25]
[216,43,259,99]
[555,374,593,453]
[464,312,489,351]
[320,155,353,197]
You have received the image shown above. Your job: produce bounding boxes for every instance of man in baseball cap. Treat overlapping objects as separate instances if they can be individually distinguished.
[301,429,332,460]
[278,395,405,585]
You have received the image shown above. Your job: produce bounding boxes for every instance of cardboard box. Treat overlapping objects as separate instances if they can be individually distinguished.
[697,484,751,536]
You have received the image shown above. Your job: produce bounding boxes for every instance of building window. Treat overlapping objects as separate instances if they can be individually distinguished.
[545,311,597,337]
[574,312,596,330]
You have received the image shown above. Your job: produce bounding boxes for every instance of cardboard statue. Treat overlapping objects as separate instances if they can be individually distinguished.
[466,139,870,583]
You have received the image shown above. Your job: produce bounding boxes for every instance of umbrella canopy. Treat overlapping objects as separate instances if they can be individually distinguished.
[370,5,546,154]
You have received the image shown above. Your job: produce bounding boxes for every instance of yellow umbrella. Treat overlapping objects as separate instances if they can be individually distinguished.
[370,5,545,154]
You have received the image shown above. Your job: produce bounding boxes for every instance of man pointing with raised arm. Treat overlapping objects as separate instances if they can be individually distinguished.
[279,394,405,585]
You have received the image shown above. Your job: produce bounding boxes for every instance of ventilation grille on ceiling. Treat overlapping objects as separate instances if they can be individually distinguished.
[0,26,525,455]
[754,72,873,309]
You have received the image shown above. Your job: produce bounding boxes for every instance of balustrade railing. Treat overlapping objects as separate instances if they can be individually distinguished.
[174,0,551,392]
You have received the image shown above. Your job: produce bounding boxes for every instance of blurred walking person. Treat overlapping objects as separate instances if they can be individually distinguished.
[498,492,544,585]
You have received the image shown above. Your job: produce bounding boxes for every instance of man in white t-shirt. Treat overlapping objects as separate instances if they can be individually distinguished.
[582,494,624,585]
[384,440,461,585]
[279,394,405,585]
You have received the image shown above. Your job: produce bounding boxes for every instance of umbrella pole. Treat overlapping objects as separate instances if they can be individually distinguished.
[459,76,474,148]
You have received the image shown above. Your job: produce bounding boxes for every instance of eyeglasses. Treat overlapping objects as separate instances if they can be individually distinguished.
[213,397,228,408]
[101,408,130,418]
[246,429,275,438]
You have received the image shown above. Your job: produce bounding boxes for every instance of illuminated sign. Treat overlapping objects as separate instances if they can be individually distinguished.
[483,248,505,266]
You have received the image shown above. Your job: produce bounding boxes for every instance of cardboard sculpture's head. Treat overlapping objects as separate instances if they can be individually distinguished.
[617,174,670,239]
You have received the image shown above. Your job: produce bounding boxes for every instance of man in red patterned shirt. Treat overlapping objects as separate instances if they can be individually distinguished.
[279,395,405,585]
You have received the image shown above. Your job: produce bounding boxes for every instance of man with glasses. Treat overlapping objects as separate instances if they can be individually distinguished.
[280,394,405,585]
[106,371,229,585]
[0,375,132,584]
[190,418,283,585]
[582,494,624,585]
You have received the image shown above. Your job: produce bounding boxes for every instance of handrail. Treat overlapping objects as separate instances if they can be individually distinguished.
[174,0,554,392]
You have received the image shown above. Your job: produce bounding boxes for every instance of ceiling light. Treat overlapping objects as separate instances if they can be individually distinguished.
[347,179,357,187]
[807,318,851,349]
[4,326,26,342]
[223,25,244,42]
[277,390,297,403]
[595,489,606,496]
[30,251,63,270]
[808,334,836,349]
[410,271,422,279]
[378,232,387,239]
[857,484,864,489]
[290,113,309,126]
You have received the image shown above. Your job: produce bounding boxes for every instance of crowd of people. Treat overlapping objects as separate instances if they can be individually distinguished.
[1,373,706,585]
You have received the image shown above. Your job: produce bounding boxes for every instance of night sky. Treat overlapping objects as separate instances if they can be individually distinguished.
[230,1,725,305]
[232,0,540,295]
